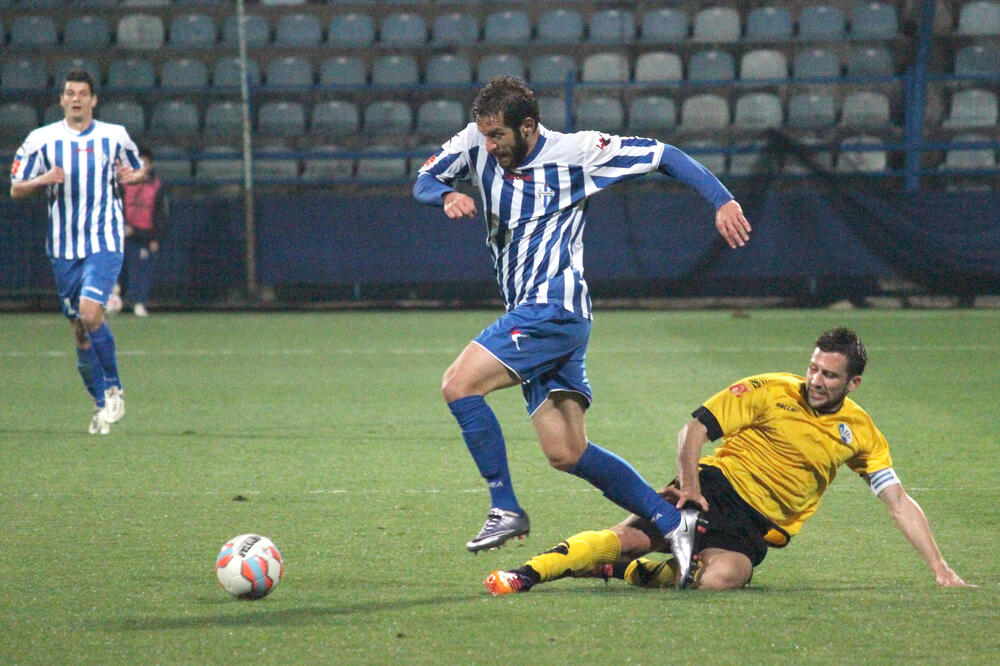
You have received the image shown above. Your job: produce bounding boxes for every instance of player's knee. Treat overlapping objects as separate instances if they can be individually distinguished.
[441,371,471,402]
[547,448,583,472]
[697,564,752,590]
[78,309,104,333]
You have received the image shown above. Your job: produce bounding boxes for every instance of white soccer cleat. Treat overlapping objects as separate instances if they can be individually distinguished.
[133,303,148,317]
[104,386,125,423]
[669,506,702,589]
[88,405,111,435]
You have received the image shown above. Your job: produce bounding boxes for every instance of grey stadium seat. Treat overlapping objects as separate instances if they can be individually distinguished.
[311,99,360,136]
[740,49,788,81]
[356,144,408,180]
[530,55,577,86]
[798,6,845,40]
[733,92,783,130]
[477,54,525,82]
[942,134,997,170]
[52,58,101,87]
[212,57,262,89]
[2,59,48,91]
[840,91,891,127]
[954,44,1000,77]
[379,12,426,47]
[581,53,630,83]
[416,99,466,137]
[679,94,730,131]
[745,6,793,41]
[942,89,999,127]
[254,143,300,182]
[265,57,313,88]
[1,102,38,142]
[274,13,322,47]
[363,101,413,135]
[483,10,530,46]
[151,145,192,181]
[221,14,270,49]
[628,95,677,135]
[301,145,354,182]
[956,1,1000,35]
[836,135,886,173]
[431,12,478,47]
[688,50,736,82]
[640,8,688,43]
[786,92,837,130]
[847,46,895,77]
[634,52,683,83]
[107,58,156,89]
[99,100,146,134]
[793,48,840,79]
[588,9,636,44]
[258,101,306,138]
[692,6,740,42]
[574,95,625,133]
[9,15,57,48]
[150,100,199,139]
[160,58,209,90]
[536,9,584,44]
[328,13,375,48]
[319,56,367,87]
[371,55,419,87]
[850,3,899,39]
[426,54,473,86]
[203,101,243,139]
[537,96,569,131]
[168,13,216,49]
[117,14,165,49]
[195,146,243,185]
[63,15,111,50]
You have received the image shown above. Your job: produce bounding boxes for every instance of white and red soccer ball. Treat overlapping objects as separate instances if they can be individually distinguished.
[215,534,283,599]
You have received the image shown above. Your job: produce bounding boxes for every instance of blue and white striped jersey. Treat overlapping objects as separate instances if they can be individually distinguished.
[417,123,729,318]
[11,119,143,259]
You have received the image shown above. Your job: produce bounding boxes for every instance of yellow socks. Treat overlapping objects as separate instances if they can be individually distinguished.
[523,530,621,583]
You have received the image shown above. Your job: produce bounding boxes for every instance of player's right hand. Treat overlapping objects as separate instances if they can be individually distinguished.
[41,166,65,185]
[443,192,476,219]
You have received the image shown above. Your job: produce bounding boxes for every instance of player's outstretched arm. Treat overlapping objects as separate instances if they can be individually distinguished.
[878,484,974,587]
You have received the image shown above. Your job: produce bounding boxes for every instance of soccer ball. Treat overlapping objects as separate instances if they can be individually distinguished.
[215,534,283,599]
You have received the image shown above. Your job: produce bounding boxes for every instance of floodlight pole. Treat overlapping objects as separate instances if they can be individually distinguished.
[237,0,257,296]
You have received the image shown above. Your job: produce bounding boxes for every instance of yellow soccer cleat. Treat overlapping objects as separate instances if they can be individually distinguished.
[623,556,680,589]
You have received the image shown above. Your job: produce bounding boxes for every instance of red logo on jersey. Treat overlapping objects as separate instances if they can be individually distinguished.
[422,154,437,169]
[10,159,20,176]
[596,136,611,150]
[728,383,749,396]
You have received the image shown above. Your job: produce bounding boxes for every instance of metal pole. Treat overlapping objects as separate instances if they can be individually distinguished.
[903,0,936,193]
[236,0,257,295]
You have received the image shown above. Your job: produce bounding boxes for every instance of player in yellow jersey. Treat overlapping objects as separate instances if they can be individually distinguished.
[485,328,971,594]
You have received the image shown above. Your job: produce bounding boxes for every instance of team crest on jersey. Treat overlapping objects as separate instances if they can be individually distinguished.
[728,383,749,396]
[596,136,611,150]
[838,423,853,444]
[536,184,555,203]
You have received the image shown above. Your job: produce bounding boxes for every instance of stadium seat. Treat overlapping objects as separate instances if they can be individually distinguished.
[371,55,419,87]
[379,12,426,47]
[150,100,200,139]
[327,13,375,48]
[431,12,478,47]
[319,56,367,88]
[356,145,408,180]
[640,7,688,43]
[160,58,209,90]
[681,140,726,173]
[847,46,895,78]
[786,92,837,130]
[265,57,314,88]
[841,91,891,127]
[574,95,625,132]
[274,13,322,47]
[254,143,300,182]
[745,6,793,41]
[942,88,999,127]
[363,101,413,135]
[203,101,243,140]
[956,1,1000,35]
[107,58,156,90]
[740,50,788,81]
[0,102,38,142]
[941,133,997,169]
[426,55,473,86]
[483,10,530,45]
[688,50,736,82]
[301,145,354,182]
[221,14,270,49]
[43,103,63,126]
[793,48,840,79]
[416,99,466,137]
[588,9,636,44]
[99,100,145,134]
[63,15,111,50]
[627,95,677,134]
[798,6,846,40]
[311,99,359,136]
[117,14,165,49]
[782,136,834,174]
[692,6,740,42]
[728,142,772,176]
[9,15,57,48]
[536,9,584,44]
[581,53,629,83]
[1,59,48,91]
[52,58,101,88]
[733,93,783,130]
[168,13,216,49]
[212,57,262,89]
[530,55,577,86]
[258,101,306,138]
[836,134,887,172]
[679,94,730,131]
[477,54,525,82]
[537,96,569,131]
[954,44,1000,77]
[195,146,243,185]
[151,145,192,181]
[850,3,899,39]
[634,52,682,83]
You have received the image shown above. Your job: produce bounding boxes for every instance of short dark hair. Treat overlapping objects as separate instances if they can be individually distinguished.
[137,144,153,160]
[472,75,539,130]
[815,327,868,377]
[64,68,96,94]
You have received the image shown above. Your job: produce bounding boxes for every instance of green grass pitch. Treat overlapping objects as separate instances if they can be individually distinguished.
[1,309,997,664]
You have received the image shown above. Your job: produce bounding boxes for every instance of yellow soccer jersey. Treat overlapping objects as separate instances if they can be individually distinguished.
[697,372,892,538]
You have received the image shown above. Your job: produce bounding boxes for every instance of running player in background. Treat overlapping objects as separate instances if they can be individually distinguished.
[10,69,147,434]
[485,328,971,594]
[414,75,751,571]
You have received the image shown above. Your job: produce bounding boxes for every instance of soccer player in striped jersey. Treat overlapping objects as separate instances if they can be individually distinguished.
[414,76,751,564]
[485,328,971,593]
[10,69,147,435]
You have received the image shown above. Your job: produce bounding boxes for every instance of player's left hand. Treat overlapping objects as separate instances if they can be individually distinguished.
[716,199,751,249]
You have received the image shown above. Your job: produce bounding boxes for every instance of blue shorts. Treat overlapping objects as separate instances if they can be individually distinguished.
[474,302,592,416]
[50,252,124,319]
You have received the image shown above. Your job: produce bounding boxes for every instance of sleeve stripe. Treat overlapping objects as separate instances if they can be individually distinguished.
[868,467,901,496]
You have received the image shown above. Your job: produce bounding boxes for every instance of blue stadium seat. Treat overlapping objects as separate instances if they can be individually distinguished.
[274,13,322,47]
[588,9,636,44]
[688,50,736,82]
[733,92,783,130]
[840,91,891,127]
[203,101,243,139]
[258,101,306,138]
[957,1,1000,35]
[107,58,156,90]
[740,50,788,81]
[221,14,270,49]
[254,142,300,182]
[212,57,262,89]
[581,53,629,83]
[536,9,584,44]
[150,100,200,139]
[798,6,846,40]
[63,15,111,50]
[311,100,360,136]
[954,44,1000,77]
[692,6,740,42]
[117,14,165,50]
[10,15,58,48]
[786,92,837,130]
[847,46,894,78]
[356,145,408,180]
[640,8,688,43]
[52,58,101,87]
[416,99,466,136]
[426,55,473,86]
[363,101,413,135]
[850,3,899,39]
[319,56,367,87]
[942,88,998,127]
[328,13,375,48]
[195,146,243,185]
[1,59,48,91]
[745,6,793,41]
[301,145,354,182]
[483,10,530,45]
[160,58,209,90]
[168,13,216,49]
[431,12,478,47]
[477,54,525,82]
[1,102,38,142]
[574,95,625,132]
[265,57,314,88]
[379,12,426,47]
[530,55,577,86]
[151,145,192,182]
[99,100,145,135]
[793,48,840,79]
[627,95,677,134]
[634,52,682,83]
[679,94,730,131]
[836,134,886,173]
[371,55,419,87]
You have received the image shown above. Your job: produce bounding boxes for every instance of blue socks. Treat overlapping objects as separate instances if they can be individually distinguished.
[88,322,121,390]
[76,346,106,406]
[569,442,680,536]
[448,396,521,513]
